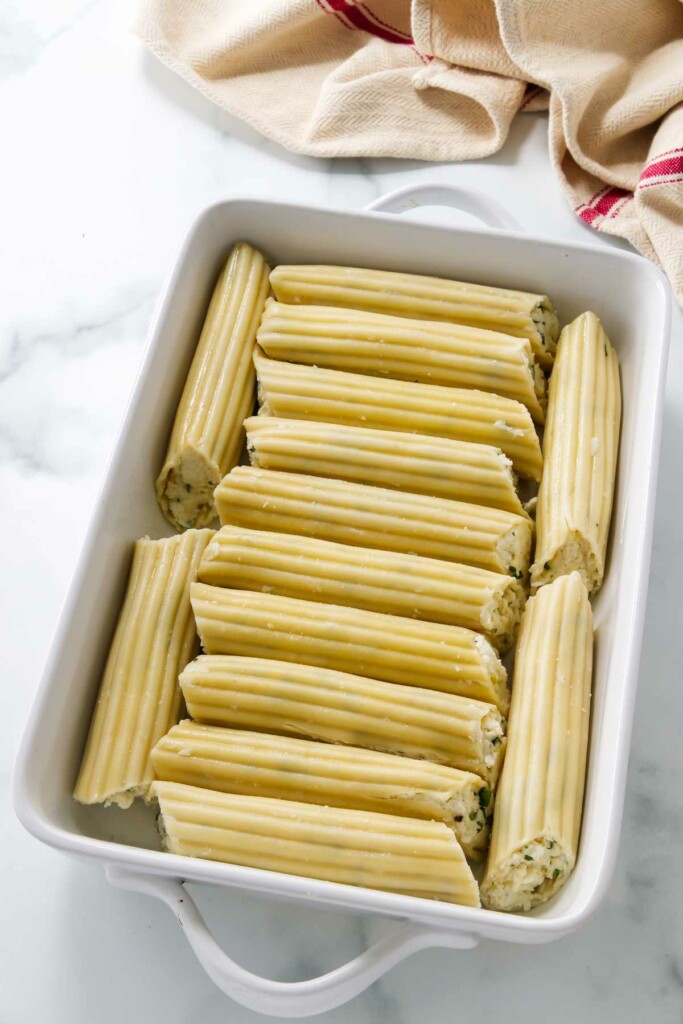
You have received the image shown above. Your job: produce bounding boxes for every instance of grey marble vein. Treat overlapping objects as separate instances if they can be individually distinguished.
[0,290,155,476]
[0,0,104,79]
[0,292,152,384]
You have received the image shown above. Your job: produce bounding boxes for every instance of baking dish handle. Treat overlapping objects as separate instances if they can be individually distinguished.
[364,182,523,231]
[107,866,478,1017]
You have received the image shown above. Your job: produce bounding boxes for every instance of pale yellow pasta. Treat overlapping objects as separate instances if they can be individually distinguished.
[191,584,510,712]
[481,573,593,912]
[198,525,525,651]
[215,467,533,576]
[255,351,543,480]
[270,264,559,369]
[531,312,621,593]
[245,417,528,517]
[73,530,214,808]
[257,301,547,422]
[151,781,481,906]
[156,243,270,530]
[151,721,493,859]
[180,655,506,786]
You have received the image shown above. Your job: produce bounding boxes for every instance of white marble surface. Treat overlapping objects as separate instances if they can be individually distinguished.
[2,2,683,1021]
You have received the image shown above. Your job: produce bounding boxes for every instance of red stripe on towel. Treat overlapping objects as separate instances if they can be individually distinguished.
[643,146,683,162]
[356,2,413,41]
[576,187,632,225]
[639,175,683,191]
[519,85,543,111]
[574,185,611,216]
[639,151,683,183]
[314,0,350,30]
[323,0,414,44]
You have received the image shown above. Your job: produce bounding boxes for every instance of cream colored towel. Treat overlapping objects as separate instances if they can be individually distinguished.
[135,0,683,302]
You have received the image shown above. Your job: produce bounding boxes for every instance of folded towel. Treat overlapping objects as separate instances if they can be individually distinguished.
[134,0,683,303]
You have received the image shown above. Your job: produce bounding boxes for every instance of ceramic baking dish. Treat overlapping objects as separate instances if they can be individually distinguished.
[14,183,671,1017]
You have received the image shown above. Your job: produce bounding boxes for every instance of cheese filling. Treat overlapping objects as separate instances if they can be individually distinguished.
[496,523,533,578]
[481,708,506,787]
[159,451,219,530]
[531,301,560,356]
[482,835,571,911]
[449,780,493,857]
[480,580,526,652]
[531,532,600,593]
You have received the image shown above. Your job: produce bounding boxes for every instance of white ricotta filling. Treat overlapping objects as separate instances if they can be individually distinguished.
[480,580,525,652]
[494,419,527,437]
[160,451,219,530]
[531,301,560,354]
[481,708,506,786]
[448,780,492,857]
[531,533,600,593]
[531,360,548,410]
[482,835,571,912]
[496,522,532,578]
[104,783,149,810]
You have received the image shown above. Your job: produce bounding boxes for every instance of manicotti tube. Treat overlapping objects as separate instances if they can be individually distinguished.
[531,312,621,593]
[180,656,506,786]
[156,243,270,530]
[150,782,481,906]
[256,300,547,421]
[255,351,543,480]
[480,573,593,912]
[269,264,559,368]
[198,525,525,651]
[190,584,510,712]
[73,529,214,808]
[151,721,493,859]
[245,417,528,517]
[215,467,533,577]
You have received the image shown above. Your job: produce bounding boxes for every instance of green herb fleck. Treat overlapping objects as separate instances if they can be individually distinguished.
[524,855,533,861]
[552,868,561,880]
[544,561,551,571]
[540,332,546,346]
[478,787,492,809]
[468,811,478,821]
[509,565,523,580]
[491,736,501,746]
[184,483,192,493]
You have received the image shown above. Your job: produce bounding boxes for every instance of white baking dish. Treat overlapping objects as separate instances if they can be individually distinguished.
[13,183,670,1017]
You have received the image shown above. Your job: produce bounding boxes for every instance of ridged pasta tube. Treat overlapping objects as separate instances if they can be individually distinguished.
[191,583,509,711]
[531,312,621,593]
[215,467,533,577]
[245,417,527,517]
[156,243,270,530]
[481,573,593,912]
[180,655,507,786]
[198,526,525,651]
[73,530,214,808]
[270,264,559,369]
[257,301,547,422]
[255,352,543,480]
[150,781,481,906]
[151,721,493,859]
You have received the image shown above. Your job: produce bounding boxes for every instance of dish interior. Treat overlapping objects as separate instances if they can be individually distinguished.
[18,199,669,927]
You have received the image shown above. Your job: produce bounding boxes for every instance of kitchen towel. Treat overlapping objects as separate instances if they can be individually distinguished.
[135,0,683,303]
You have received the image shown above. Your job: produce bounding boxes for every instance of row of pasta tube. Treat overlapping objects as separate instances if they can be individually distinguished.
[75,242,620,914]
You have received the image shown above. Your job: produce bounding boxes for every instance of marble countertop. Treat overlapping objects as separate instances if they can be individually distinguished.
[2,3,682,1021]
